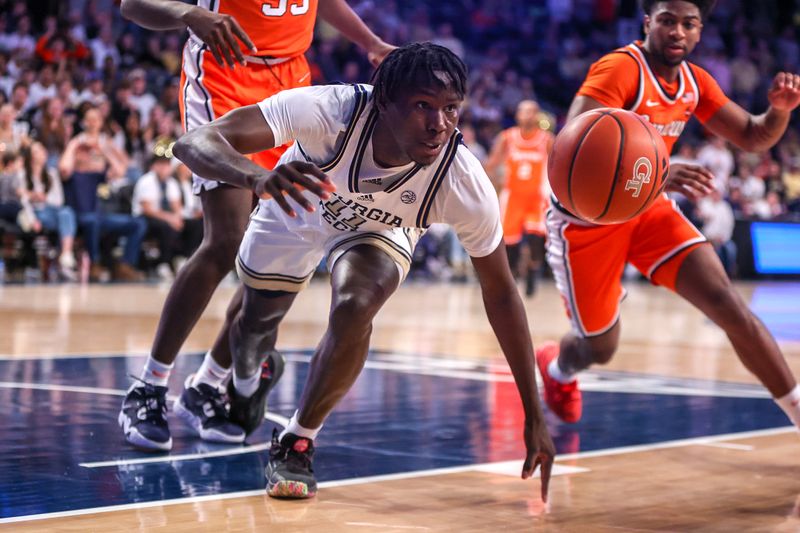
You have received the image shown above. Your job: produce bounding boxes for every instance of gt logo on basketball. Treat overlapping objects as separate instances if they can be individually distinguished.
[625,157,652,198]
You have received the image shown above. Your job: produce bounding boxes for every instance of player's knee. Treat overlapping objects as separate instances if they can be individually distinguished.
[329,292,382,333]
[196,238,240,273]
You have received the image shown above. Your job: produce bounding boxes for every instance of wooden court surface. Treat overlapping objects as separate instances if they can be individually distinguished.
[1,279,799,531]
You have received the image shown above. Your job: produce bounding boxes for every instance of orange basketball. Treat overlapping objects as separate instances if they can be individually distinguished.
[547,108,670,224]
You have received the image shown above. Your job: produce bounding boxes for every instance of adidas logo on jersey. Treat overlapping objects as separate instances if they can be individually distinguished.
[356,194,375,203]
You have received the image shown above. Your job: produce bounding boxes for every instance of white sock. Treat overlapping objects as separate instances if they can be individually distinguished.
[775,384,800,428]
[548,358,577,384]
[279,411,322,441]
[191,351,230,389]
[139,356,173,387]
[233,371,260,398]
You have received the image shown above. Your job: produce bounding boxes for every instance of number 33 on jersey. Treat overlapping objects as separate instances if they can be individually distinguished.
[192,0,319,58]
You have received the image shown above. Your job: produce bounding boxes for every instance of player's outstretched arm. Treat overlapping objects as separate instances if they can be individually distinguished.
[483,133,508,191]
[470,243,555,502]
[173,105,335,216]
[317,0,395,67]
[120,0,256,67]
[705,72,800,153]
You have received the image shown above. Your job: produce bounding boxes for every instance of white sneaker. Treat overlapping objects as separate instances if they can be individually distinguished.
[59,253,77,270]
[156,263,174,281]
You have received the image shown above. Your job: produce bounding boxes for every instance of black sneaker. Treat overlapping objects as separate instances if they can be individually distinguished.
[174,375,246,443]
[118,379,172,451]
[266,429,317,499]
[227,351,285,435]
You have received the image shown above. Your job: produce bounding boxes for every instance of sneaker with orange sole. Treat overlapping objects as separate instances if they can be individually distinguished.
[536,341,582,423]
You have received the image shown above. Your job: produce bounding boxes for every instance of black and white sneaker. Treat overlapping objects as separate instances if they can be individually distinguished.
[118,379,172,451]
[174,375,246,443]
[266,429,317,499]
[228,351,285,435]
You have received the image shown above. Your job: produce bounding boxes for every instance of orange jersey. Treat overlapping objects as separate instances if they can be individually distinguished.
[191,0,319,58]
[577,41,730,153]
[500,127,553,241]
[502,127,552,196]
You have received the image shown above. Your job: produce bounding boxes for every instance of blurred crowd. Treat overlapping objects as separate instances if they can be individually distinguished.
[0,0,798,283]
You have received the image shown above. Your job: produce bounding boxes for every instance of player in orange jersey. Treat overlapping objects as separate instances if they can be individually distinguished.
[538,0,800,430]
[117,0,394,451]
[485,100,554,296]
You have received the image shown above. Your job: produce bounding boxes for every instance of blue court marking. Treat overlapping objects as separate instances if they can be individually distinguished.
[0,350,790,520]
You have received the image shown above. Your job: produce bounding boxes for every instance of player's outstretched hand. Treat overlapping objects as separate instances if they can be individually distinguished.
[665,163,715,201]
[768,72,800,112]
[252,161,336,217]
[522,419,556,503]
[367,40,397,68]
[183,7,257,68]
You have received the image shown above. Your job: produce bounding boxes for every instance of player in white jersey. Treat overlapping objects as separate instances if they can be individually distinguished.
[174,43,555,501]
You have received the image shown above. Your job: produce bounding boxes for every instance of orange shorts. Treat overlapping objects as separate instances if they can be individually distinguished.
[545,194,706,337]
[179,41,311,193]
[501,190,547,243]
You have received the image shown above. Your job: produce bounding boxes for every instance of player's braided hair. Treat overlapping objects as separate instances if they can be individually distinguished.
[370,42,467,109]
[640,0,716,19]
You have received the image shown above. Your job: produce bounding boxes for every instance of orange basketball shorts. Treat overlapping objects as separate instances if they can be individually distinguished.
[501,189,547,244]
[179,40,311,193]
[545,194,707,337]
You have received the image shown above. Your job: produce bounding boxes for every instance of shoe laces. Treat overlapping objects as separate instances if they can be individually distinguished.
[129,376,168,423]
[197,384,230,421]
[270,428,314,472]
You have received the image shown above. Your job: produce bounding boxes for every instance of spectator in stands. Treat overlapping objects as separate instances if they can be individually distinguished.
[90,24,120,71]
[3,15,35,59]
[9,82,30,119]
[59,106,145,282]
[77,72,107,107]
[0,102,29,152]
[174,162,203,262]
[28,64,57,109]
[132,147,183,280]
[34,26,90,67]
[34,97,72,158]
[697,189,737,277]
[697,136,735,194]
[127,69,156,128]
[0,150,22,225]
[119,109,148,180]
[783,160,800,214]
[56,78,80,109]
[0,51,14,99]
[20,142,77,277]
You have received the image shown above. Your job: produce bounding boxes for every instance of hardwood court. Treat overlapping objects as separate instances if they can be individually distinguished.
[1,278,799,531]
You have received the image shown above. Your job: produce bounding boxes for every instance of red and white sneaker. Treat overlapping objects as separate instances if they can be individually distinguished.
[536,341,582,423]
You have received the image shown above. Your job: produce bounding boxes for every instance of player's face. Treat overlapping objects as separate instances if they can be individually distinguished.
[643,1,703,67]
[384,84,462,166]
[516,101,539,129]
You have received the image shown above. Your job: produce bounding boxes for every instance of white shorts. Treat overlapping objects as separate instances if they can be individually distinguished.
[236,200,421,292]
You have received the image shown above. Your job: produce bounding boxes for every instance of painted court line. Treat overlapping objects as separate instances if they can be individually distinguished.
[556,426,795,461]
[2,425,794,525]
[0,352,774,399]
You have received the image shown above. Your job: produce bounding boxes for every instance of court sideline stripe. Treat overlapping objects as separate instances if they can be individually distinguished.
[0,425,794,525]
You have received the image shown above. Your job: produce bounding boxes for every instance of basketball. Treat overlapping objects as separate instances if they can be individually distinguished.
[547,108,670,224]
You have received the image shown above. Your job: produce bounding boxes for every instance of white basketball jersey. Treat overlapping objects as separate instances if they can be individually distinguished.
[257,84,502,257]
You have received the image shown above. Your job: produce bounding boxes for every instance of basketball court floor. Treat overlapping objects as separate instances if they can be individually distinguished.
[0,277,798,531]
